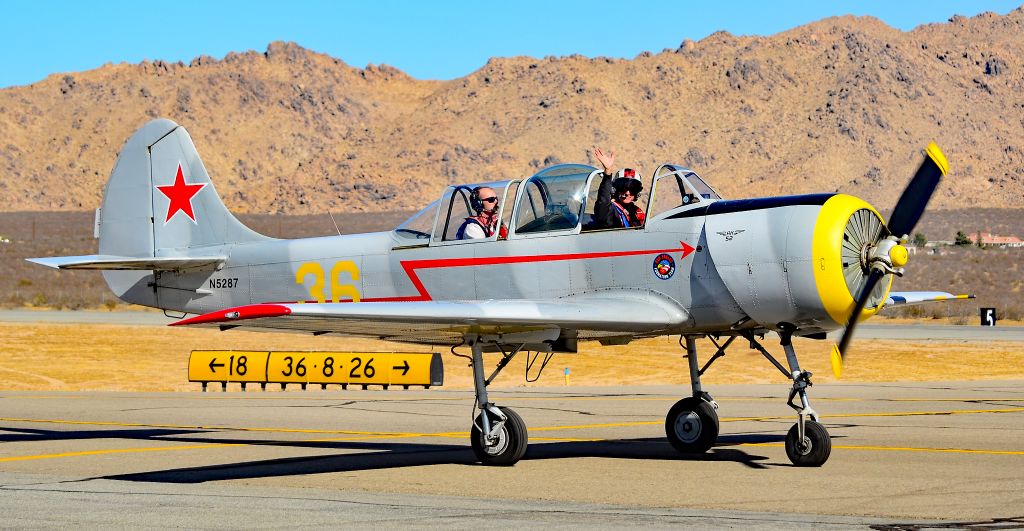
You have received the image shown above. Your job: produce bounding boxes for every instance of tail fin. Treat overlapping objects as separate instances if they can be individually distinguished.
[99,118,267,257]
[95,118,268,307]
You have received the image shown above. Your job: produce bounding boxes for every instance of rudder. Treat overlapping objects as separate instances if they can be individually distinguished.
[97,118,268,306]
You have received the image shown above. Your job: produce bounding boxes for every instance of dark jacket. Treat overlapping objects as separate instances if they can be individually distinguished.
[593,172,645,229]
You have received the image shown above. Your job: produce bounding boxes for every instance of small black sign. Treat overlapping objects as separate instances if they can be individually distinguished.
[980,308,997,327]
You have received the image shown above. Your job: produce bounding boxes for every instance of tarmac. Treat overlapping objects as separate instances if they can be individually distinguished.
[2,381,1022,528]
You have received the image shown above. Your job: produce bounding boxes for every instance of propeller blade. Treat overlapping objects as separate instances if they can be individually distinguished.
[887,142,949,238]
[833,142,948,378]
[833,268,886,378]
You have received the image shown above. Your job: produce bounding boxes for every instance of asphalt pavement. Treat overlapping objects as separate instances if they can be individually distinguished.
[2,381,1022,527]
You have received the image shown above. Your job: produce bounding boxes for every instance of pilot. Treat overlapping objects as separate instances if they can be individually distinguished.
[592,146,646,229]
[456,186,508,239]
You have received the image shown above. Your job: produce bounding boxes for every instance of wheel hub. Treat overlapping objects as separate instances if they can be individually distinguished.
[483,425,509,456]
[797,436,813,456]
[674,411,702,443]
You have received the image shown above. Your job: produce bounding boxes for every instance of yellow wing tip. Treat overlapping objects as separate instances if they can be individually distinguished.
[830,344,843,379]
[926,142,950,175]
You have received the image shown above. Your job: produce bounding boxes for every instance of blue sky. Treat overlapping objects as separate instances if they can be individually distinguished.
[1,1,1020,88]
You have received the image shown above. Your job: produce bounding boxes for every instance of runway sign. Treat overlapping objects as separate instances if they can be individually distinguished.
[188,351,269,383]
[189,351,443,389]
[981,308,997,326]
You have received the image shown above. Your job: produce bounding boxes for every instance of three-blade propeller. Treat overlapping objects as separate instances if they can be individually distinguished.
[831,143,949,378]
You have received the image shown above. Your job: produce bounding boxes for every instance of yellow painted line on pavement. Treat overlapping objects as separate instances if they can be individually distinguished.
[489,407,1024,433]
[0,431,453,463]
[827,407,1024,418]
[741,442,1024,456]
[5,406,1023,439]
[3,405,1023,464]
[0,417,423,437]
[0,443,242,463]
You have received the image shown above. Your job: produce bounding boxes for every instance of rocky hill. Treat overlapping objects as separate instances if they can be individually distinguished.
[1,9,1021,214]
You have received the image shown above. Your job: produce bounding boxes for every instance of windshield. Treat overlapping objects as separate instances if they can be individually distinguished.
[514,164,594,235]
[433,180,514,243]
[394,200,438,240]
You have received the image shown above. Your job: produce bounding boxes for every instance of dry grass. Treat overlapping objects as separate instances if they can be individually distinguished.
[2,322,1022,392]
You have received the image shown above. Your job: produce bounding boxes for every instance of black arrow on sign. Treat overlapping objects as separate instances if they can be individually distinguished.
[209,359,225,373]
[393,360,410,376]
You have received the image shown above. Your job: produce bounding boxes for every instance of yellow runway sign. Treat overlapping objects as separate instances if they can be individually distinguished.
[188,351,443,389]
[188,351,269,383]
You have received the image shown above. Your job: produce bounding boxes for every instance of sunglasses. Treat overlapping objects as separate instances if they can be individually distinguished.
[480,196,498,203]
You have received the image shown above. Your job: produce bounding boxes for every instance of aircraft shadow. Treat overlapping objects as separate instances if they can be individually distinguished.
[0,427,206,443]
[93,432,783,484]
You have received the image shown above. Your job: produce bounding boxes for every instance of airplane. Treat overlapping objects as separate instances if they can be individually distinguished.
[28,118,967,467]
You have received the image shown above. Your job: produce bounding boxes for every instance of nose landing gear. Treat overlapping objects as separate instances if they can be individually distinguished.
[747,325,832,467]
[668,329,833,466]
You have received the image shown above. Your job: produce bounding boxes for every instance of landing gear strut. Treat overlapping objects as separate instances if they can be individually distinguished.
[746,326,832,467]
[467,336,528,465]
[671,330,832,466]
[665,335,720,454]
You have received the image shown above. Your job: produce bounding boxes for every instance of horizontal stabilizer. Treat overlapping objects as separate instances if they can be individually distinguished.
[884,291,974,307]
[26,254,225,271]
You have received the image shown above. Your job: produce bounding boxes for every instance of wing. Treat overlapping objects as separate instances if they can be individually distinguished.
[884,291,974,308]
[27,254,225,271]
[170,291,690,346]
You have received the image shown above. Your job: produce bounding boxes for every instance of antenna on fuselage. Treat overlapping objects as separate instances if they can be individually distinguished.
[327,211,342,236]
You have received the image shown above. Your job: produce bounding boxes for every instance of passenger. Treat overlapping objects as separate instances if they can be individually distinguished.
[592,146,646,229]
[456,186,508,239]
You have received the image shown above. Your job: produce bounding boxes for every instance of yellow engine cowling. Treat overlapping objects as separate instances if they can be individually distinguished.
[702,193,892,333]
[811,194,894,327]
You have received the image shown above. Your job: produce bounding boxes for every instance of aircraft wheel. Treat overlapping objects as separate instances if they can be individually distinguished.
[665,397,719,453]
[785,420,831,467]
[471,406,528,466]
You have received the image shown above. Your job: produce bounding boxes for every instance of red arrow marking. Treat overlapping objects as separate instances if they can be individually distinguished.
[258,242,696,305]
[388,241,695,302]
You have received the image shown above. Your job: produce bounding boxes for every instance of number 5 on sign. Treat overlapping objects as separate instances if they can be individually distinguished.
[295,260,361,303]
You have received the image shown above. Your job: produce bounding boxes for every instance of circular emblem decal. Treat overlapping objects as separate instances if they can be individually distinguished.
[653,253,675,280]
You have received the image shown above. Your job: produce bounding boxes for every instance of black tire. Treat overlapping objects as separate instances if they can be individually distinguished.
[665,397,719,454]
[785,420,832,467]
[470,406,528,466]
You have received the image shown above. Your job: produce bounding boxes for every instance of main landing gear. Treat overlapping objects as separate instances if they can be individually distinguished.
[466,336,528,465]
[668,328,832,467]
[665,336,722,453]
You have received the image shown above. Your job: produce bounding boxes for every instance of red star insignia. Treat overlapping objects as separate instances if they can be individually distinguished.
[156,163,206,223]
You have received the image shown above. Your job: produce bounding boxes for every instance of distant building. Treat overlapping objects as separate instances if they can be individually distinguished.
[977,232,1024,248]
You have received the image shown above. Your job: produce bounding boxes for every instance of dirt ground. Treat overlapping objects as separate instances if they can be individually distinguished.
[2,321,1023,392]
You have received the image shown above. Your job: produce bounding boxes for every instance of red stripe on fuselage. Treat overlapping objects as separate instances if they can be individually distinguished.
[272,242,695,304]
[393,242,695,302]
